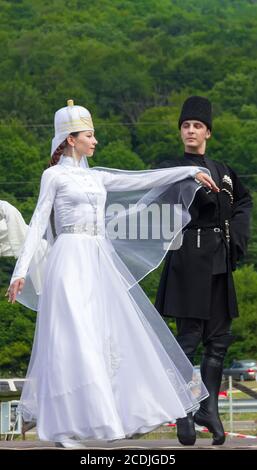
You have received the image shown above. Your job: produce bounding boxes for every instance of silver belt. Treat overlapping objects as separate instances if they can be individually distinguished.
[61,223,101,236]
[192,227,222,249]
[188,227,221,232]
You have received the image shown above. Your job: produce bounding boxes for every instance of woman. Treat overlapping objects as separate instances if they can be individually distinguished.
[8,100,218,447]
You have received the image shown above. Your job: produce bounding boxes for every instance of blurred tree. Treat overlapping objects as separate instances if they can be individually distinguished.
[0,295,35,376]
[226,265,257,363]
[135,106,181,165]
[0,0,257,372]
[93,140,145,170]
[0,119,43,202]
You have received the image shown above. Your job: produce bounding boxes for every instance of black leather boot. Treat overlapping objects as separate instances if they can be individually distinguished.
[194,355,225,445]
[175,330,200,445]
[176,412,196,445]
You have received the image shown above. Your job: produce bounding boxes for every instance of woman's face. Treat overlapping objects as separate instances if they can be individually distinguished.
[72,131,98,157]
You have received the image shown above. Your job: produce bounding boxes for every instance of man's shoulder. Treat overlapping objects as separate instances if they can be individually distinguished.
[206,157,231,172]
[155,158,187,169]
[0,200,17,213]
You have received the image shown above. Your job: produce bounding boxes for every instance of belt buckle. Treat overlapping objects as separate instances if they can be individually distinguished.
[89,222,97,236]
[214,227,221,233]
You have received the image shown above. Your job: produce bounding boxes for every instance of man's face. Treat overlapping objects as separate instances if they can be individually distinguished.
[180,120,211,149]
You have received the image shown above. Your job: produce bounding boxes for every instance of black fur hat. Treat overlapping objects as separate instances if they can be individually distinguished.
[178,96,212,130]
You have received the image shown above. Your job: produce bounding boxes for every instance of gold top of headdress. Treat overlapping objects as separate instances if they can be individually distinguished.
[67,99,74,107]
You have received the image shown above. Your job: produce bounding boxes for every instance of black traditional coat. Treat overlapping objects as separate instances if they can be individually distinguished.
[155,153,252,320]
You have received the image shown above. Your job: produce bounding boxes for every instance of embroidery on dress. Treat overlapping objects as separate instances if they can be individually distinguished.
[105,337,122,378]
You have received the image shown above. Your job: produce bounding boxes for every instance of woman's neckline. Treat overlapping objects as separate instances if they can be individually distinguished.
[59,155,89,169]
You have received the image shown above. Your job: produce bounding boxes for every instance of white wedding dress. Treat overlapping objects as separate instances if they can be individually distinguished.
[11,156,208,442]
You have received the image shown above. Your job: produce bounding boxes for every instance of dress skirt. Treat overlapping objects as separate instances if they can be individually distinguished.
[19,233,202,441]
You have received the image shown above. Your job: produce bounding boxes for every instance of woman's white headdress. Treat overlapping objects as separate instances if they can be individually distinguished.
[51,99,94,156]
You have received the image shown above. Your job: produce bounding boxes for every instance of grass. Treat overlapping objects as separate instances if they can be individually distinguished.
[228,381,257,399]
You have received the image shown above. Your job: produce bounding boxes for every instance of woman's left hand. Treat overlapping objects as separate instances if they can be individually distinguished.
[195,172,220,192]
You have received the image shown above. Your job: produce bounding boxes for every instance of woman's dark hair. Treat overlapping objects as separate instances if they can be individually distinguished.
[48,132,80,167]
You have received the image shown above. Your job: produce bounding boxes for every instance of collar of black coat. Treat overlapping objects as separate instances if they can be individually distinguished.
[184,151,205,159]
[184,152,208,168]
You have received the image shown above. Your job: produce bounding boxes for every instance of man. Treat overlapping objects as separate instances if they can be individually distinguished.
[155,96,252,445]
[0,200,27,258]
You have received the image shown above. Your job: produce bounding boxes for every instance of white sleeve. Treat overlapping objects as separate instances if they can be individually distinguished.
[0,201,28,258]
[0,202,5,221]
[10,169,57,284]
[98,166,206,191]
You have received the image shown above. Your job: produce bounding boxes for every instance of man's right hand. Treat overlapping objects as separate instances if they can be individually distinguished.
[6,278,25,304]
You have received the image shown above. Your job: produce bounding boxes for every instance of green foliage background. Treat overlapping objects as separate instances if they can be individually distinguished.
[1,0,257,375]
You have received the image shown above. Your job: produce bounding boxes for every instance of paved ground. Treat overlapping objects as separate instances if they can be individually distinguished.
[0,438,257,449]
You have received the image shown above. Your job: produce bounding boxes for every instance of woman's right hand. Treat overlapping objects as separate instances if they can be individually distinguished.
[6,278,25,304]
[195,172,220,192]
